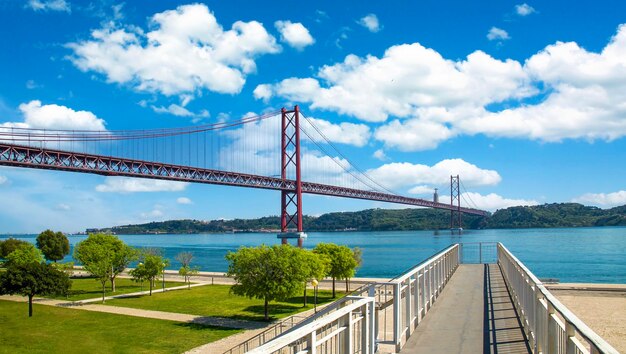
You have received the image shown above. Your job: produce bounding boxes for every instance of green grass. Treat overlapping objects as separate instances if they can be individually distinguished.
[0,300,241,354]
[48,277,187,301]
[108,284,343,321]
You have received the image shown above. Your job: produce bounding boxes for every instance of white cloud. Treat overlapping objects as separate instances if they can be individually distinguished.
[26,80,41,89]
[572,190,626,208]
[140,207,164,219]
[253,84,273,102]
[358,14,381,33]
[262,24,626,151]
[177,197,193,204]
[515,3,536,16]
[372,149,387,161]
[262,44,532,122]
[0,100,106,130]
[67,4,280,98]
[151,104,209,119]
[408,185,434,195]
[461,192,538,211]
[375,119,454,151]
[302,117,371,146]
[0,175,7,185]
[27,0,70,13]
[96,177,188,193]
[274,21,314,50]
[56,203,71,211]
[487,27,510,41]
[366,158,501,191]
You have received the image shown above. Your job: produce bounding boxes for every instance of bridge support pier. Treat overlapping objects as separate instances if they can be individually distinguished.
[450,175,462,233]
[277,106,307,247]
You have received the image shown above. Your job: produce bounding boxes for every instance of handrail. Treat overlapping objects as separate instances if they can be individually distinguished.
[391,244,459,283]
[246,297,376,354]
[497,243,619,354]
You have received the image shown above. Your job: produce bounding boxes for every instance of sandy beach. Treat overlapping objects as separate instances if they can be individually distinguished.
[547,283,626,353]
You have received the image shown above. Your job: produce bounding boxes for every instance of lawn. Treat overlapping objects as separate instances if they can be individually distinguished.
[108,284,342,321]
[0,300,241,354]
[48,276,187,301]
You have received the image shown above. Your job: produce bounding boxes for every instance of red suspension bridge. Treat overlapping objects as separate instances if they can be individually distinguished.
[0,106,487,245]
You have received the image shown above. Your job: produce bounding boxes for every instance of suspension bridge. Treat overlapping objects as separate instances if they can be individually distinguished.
[0,106,487,244]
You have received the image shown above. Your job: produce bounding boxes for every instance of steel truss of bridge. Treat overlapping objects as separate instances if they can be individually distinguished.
[0,143,488,216]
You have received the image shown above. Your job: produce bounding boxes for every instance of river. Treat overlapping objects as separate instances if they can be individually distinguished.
[3,227,625,283]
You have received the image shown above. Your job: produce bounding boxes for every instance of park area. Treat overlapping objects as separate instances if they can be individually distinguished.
[0,233,360,353]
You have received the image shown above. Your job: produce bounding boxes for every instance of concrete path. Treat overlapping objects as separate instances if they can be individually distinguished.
[400,264,530,354]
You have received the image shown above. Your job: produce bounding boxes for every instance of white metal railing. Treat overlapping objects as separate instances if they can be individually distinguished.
[497,243,619,354]
[247,296,376,354]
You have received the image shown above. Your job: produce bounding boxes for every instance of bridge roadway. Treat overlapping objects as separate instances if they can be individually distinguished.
[399,264,531,354]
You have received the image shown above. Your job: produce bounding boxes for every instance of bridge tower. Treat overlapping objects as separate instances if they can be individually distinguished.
[278,106,307,247]
[450,175,462,232]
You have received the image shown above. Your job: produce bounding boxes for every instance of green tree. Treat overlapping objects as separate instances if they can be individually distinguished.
[6,243,44,266]
[298,249,329,306]
[226,245,304,320]
[73,233,136,293]
[0,262,71,317]
[0,238,31,258]
[176,252,199,290]
[313,243,359,297]
[36,230,70,262]
[130,250,168,296]
[74,237,114,303]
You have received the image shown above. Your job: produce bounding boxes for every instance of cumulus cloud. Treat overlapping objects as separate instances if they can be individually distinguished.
[274,21,314,50]
[96,177,188,193]
[302,117,371,146]
[515,3,536,16]
[487,27,510,41]
[358,14,381,32]
[366,158,501,191]
[253,84,273,102]
[372,149,387,161]
[461,192,538,211]
[140,207,164,219]
[0,175,7,185]
[572,190,626,208]
[0,100,106,130]
[177,197,193,204]
[260,24,626,151]
[408,185,434,195]
[151,104,209,119]
[67,4,280,98]
[259,44,532,122]
[27,0,70,13]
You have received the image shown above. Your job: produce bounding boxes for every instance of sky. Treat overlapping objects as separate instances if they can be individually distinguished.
[1,0,625,233]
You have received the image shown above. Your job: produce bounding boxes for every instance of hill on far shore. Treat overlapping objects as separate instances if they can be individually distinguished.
[88,203,626,235]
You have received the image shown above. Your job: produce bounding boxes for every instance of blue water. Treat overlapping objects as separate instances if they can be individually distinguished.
[3,227,625,283]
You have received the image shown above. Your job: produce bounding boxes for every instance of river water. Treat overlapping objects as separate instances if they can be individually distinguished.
[3,227,625,284]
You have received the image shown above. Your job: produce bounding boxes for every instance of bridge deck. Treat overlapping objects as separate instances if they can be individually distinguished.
[400,264,531,354]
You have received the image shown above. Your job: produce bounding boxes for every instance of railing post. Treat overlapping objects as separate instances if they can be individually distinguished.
[547,301,556,354]
[565,321,576,354]
[405,279,412,336]
[393,282,401,352]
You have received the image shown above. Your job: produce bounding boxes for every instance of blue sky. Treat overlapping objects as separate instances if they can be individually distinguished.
[1,0,625,233]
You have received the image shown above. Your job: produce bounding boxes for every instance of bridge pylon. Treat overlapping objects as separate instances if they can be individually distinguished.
[278,106,307,247]
[450,175,462,233]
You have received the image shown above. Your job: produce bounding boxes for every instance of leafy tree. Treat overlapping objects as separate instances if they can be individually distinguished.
[313,243,359,297]
[0,238,31,258]
[226,245,304,320]
[36,230,70,262]
[0,262,71,317]
[130,250,168,296]
[6,243,44,266]
[345,247,363,292]
[74,237,114,303]
[297,249,329,306]
[176,252,199,289]
[74,233,136,293]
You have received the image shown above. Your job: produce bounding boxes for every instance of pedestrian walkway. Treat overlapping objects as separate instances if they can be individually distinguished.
[400,264,530,354]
